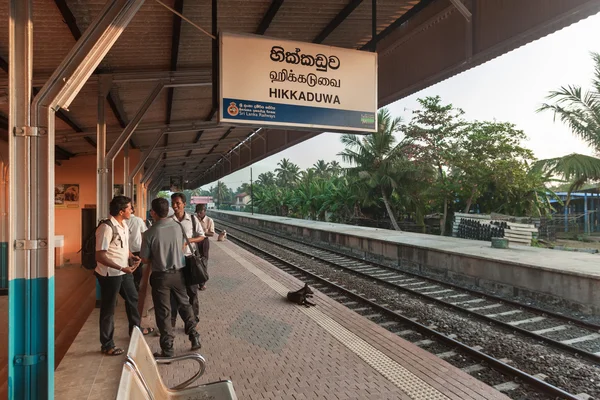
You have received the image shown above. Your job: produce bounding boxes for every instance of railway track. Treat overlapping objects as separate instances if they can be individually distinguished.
[214,218,600,363]
[213,218,599,399]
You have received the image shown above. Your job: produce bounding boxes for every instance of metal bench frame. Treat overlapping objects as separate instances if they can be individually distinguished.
[117,326,237,399]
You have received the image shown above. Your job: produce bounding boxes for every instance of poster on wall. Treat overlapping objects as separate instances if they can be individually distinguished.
[113,184,137,201]
[114,184,124,197]
[55,184,80,208]
[219,32,377,133]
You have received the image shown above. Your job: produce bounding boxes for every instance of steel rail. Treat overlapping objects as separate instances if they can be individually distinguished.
[219,228,582,400]
[214,218,600,365]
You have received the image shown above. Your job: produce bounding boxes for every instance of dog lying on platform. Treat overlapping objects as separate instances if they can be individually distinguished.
[287,283,316,307]
[217,230,227,242]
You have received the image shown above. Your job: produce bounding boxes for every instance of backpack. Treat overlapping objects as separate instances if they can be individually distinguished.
[80,219,122,270]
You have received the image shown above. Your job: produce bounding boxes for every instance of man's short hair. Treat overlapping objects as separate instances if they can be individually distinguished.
[151,198,170,218]
[110,196,132,217]
[195,204,207,213]
[171,192,186,204]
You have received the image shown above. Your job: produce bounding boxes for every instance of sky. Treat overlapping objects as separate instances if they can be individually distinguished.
[201,11,600,192]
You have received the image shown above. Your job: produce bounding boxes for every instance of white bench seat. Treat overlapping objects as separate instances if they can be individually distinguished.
[117,326,238,400]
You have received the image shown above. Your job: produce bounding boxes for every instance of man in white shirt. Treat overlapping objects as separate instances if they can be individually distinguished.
[95,196,154,356]
[170,193,205,327]
[195,203,215,237]
[127,205,148,291]
[195,203,213,290]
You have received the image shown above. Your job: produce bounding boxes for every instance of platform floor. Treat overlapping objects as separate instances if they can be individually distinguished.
[213,210,600,279]
[55,239,509,400]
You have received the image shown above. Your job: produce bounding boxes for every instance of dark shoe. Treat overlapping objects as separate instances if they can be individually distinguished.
[153,351,174,360]
[190,333,202,351]
[171,319,176,328]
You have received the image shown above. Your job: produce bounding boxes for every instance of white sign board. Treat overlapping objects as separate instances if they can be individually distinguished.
[219,32,377,133]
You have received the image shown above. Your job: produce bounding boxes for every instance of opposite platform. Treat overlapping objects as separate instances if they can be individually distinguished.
[55,239,509,400]
[212,210,600,317]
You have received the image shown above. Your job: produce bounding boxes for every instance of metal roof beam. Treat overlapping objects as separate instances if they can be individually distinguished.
[54,120,221,140]
[33,87,83,132]
[313,0,362,44]
[53,0,136,146]
[361,0,436,50]
[218,127,234,141]
[106,90,136,149]
[83,136,97,149]
[0,55,7,73]
[256,0,284,35]
[0,70,212,89]
[165,0,185,151]
[55,145,75,160]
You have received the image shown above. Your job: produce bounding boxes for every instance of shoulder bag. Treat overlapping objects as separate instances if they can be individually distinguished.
[175,220,209,285]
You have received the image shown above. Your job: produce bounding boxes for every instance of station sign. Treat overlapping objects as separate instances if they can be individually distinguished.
[219,32,377,133]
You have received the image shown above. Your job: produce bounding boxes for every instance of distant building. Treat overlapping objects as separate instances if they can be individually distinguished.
[233,192,251,211]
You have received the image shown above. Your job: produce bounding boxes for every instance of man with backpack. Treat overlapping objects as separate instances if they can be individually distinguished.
[170,192,205,327]
[94,195,154,356]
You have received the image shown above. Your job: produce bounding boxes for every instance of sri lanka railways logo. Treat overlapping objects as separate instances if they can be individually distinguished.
[227,102,239,117]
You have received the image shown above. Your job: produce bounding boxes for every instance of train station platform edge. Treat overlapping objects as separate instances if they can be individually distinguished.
[54,239,509,400]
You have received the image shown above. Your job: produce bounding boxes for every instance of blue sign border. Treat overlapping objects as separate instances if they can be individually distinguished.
[222,98,375,131]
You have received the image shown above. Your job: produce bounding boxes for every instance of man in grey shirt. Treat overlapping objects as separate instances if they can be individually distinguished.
[141,198,201,357]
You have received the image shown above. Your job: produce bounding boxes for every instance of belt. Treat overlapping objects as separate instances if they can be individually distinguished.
[157,268,179,274]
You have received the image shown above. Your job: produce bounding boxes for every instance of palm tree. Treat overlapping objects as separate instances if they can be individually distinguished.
[256,172,276,187]
[537,52,600,196]
[213,181,229,208]
[338,108,405,230]
[275,158,300,187]
[313,160,330,179]
[328,161,342,177]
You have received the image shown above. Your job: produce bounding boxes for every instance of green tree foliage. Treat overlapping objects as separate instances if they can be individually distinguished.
[403,96,465,235]
[339,108,406,230]
[536,52,600,197]
[275,158,300,188]
[216,95,560,232]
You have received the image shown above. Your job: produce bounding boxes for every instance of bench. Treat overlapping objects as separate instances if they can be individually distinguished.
[117,326,238,399]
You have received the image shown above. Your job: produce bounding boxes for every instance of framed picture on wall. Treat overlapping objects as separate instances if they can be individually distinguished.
[113,184,124,197]
[55,184,80,208]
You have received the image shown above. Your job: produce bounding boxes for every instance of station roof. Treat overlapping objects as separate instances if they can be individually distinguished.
[1,0,599,189]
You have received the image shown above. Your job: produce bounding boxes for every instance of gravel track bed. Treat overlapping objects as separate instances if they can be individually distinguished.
[258,227,600,327]
[226,226,600,399]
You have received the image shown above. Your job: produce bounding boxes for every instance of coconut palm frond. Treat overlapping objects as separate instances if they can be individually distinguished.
[535,153,600,182]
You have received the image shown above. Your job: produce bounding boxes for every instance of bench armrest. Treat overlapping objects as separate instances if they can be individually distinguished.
[154,353,207,390]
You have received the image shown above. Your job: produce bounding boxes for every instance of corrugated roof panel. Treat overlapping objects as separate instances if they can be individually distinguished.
[32,1,77,75]
[174,2,213,70]
[66,87,120,131]
[115,81,168,126]
[103,1,173,71]
[323,0,420,49]
[0,1,7,60]
[267,0,348,42]
[170,86,213,121]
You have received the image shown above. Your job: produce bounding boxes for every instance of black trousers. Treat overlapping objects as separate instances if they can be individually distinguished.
[95,272,141,351]
[170,256,199,322]
[150,269,198,354]
[132,251,143,292]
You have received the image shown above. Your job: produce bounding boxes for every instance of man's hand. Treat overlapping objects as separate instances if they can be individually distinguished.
[121,266,135,274]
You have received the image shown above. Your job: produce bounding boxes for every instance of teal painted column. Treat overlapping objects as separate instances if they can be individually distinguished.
[8,0,55,398]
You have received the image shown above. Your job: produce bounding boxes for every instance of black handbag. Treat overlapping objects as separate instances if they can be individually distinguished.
[176,221,209,285]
